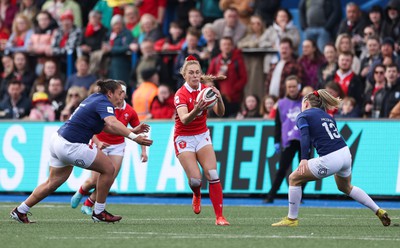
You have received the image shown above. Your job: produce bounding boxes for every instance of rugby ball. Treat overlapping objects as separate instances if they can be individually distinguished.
[196,87,217,108]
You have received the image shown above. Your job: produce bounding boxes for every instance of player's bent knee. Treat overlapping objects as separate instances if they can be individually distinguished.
[337,184,352,195]
[208,169,219,181]
[190,178,202,187]
[288,172,302,186]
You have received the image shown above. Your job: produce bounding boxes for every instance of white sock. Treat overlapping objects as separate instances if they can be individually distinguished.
[349,186,379,213]
[17,202,30,214]
[288,186,302,219]
[94,202,106,215]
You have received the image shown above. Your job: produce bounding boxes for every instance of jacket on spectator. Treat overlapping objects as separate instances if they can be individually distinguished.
[265,57,304,99]
[0,95,31,119]
[106,28,134,85]
[374,79,400,118]
[81,24,108,53]
[207,49,247,104]
[299,0,342,36]
[29,25,56,55]
[51,26,82,55]
[149,94,175,119]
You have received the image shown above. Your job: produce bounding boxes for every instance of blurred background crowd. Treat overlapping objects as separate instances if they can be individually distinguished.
[0,0,399,122]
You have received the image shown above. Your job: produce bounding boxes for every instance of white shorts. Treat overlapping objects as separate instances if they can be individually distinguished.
[174,130,212,156]
[97,142,126,156]
[308,146,352,179]
[49,132,97,169]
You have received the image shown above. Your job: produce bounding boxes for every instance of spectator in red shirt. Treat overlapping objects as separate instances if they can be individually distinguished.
[149,84,175,119]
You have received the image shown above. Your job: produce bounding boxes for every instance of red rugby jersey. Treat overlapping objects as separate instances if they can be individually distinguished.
[174,83,209,137]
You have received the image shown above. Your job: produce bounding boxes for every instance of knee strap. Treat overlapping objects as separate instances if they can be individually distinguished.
[208,169,219,181]
[190,178,202,187]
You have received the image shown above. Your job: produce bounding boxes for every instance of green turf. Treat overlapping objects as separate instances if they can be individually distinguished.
[1,203,399,248]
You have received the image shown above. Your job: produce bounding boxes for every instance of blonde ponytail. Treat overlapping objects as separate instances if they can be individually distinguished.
[305,89,341,110]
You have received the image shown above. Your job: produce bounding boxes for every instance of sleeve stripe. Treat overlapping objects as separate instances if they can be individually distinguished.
[176,104,187,109]
[298,124,309,129]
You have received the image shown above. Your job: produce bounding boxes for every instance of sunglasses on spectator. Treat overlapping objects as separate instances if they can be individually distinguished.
[364,32,373,36]
[69,93,80,97]
[374,70,385,75]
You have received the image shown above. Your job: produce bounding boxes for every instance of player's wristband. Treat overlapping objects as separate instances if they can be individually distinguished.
[128,132,139,140]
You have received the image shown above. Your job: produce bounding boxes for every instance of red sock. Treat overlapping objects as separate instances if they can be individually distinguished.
[78,186,89,195]
[84,197,95,207]
[209,180,223,218]
[190,185,201,197]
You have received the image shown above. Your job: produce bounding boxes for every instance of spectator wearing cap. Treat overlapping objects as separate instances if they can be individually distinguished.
[358,26,377,61]
[368,37,400,83]
[131,67,159,121]
[0,79,31,119]
[102,14,133,85]
[42,0,82,27]
[28,91,55,121]
[382,0,400,45]
[46,10,82,57]
[368,5,384,38]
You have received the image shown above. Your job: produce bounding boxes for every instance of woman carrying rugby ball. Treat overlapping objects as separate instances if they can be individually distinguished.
[173,55,229,226]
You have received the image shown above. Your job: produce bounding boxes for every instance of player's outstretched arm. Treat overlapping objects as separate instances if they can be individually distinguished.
[103,116,153,146]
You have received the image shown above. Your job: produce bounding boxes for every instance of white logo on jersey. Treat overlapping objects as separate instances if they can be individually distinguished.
[175,96,180,104]
[124,113,129,120]
[107,106,114,114]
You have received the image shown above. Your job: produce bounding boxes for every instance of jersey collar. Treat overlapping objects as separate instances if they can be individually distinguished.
[115,100,126,110]
[184,82,201,93]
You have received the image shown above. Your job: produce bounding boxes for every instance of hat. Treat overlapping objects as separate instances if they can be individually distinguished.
[32,92,50,105]
[382,37,395,48]
[387,0,400,11]
[60,10,74,22]
[140,68,157,81]
[369,5,383,14]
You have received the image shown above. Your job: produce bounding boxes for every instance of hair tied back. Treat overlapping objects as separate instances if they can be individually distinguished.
[186,55,197,61]
[313,90,319,97]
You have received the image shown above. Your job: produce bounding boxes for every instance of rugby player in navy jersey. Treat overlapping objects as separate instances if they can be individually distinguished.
[272,89,391,227]
[10,79,153,224]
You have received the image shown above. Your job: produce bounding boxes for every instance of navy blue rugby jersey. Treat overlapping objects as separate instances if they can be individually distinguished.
[296,108,346,157]
[58,93,115,143]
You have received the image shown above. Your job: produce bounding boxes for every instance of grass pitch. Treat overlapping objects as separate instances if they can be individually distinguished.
[1,203,399,248]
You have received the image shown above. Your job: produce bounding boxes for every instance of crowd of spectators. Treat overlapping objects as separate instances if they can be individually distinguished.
[0,0,400,121]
